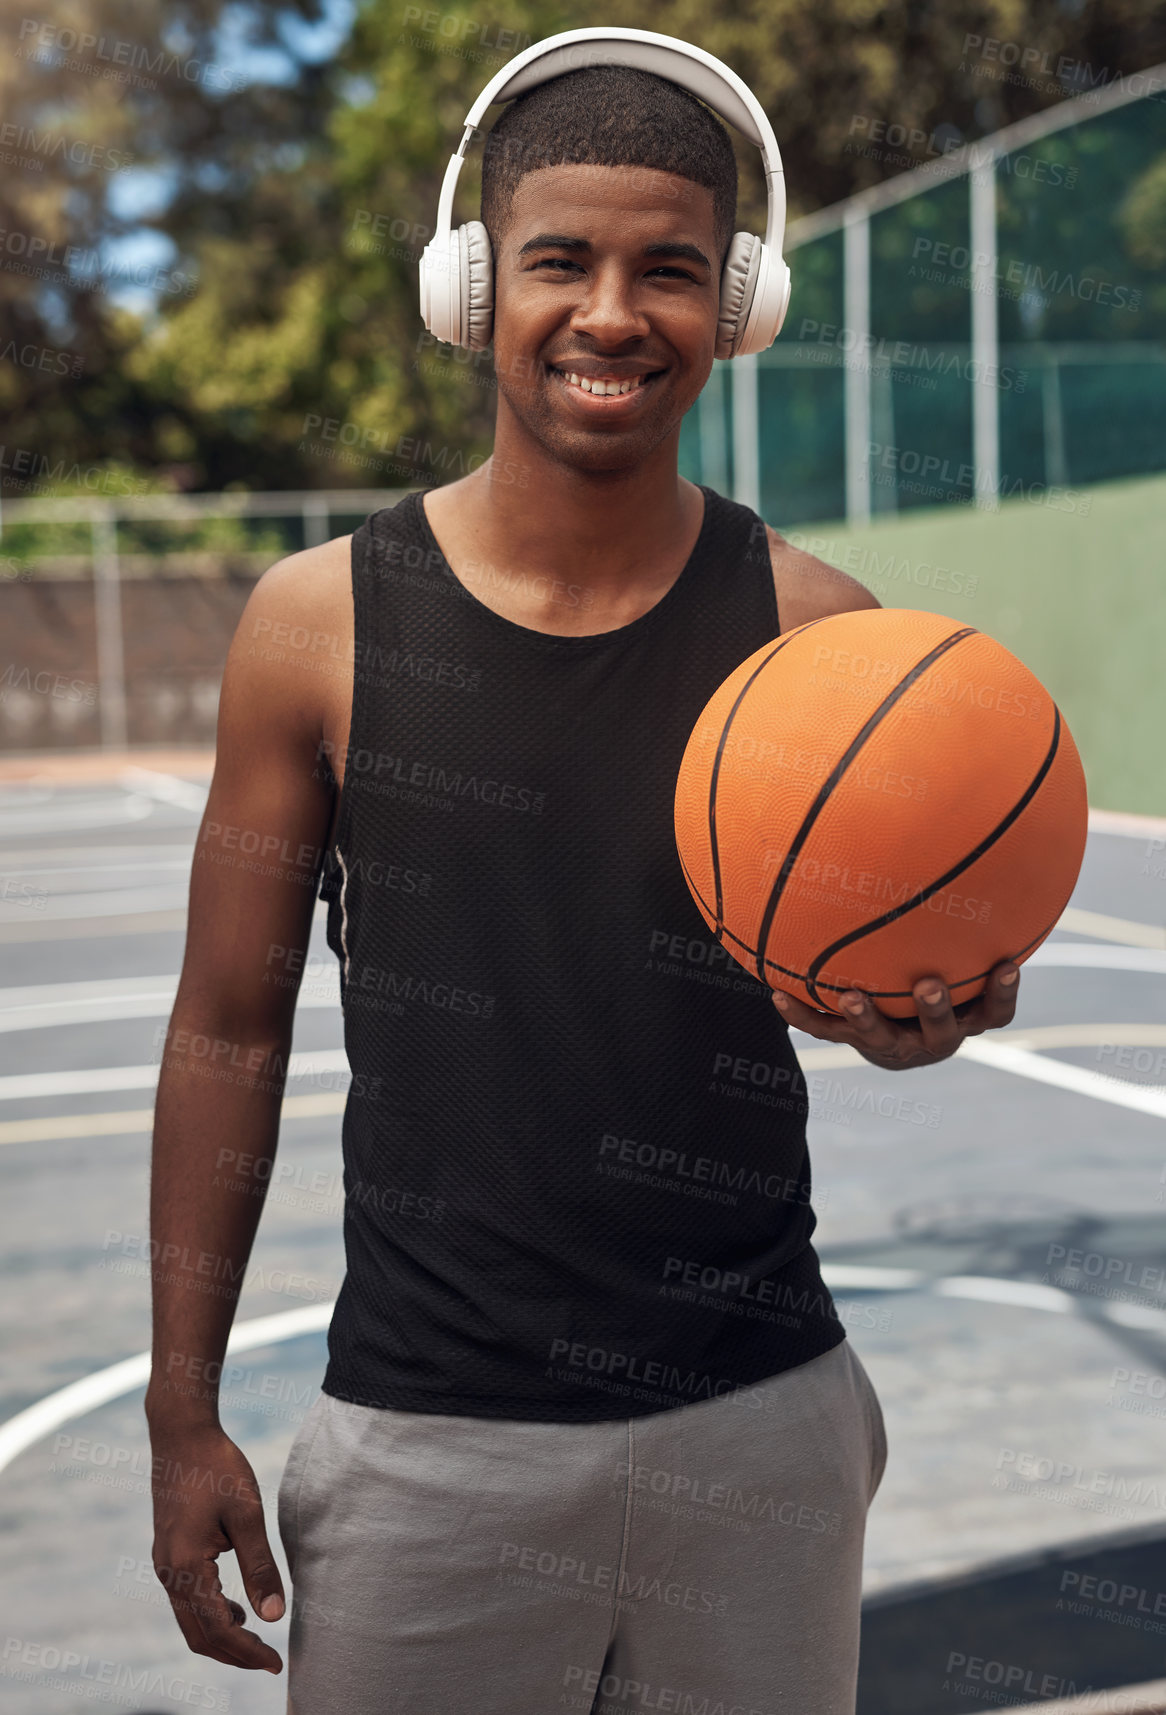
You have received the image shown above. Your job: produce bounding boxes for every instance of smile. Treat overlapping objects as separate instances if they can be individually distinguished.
[558,370,650,395]
[548,367,666,413]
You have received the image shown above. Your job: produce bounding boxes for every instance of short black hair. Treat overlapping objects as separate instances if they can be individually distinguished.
[480,65,738,265]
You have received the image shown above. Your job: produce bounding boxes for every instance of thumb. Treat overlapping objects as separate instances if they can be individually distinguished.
[229,1505,286,1621]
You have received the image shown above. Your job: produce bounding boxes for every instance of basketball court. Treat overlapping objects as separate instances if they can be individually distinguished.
[0,753,1163,1711]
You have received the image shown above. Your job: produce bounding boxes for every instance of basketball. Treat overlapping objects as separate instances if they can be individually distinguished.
[673,608,1089,1018]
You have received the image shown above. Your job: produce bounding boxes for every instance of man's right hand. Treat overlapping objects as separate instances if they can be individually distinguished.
[150,1422,286,1672]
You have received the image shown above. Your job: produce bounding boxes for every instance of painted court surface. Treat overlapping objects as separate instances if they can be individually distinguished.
[1,755,1165,1713]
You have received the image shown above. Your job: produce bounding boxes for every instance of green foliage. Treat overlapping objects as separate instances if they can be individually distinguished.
[1120,152,1166,266]
[2,0,1164,495]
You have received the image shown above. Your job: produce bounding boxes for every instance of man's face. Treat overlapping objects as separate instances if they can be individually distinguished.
[489,163,722,474]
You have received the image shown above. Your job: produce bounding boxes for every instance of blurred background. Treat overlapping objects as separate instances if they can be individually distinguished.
[2,1,1166,1711]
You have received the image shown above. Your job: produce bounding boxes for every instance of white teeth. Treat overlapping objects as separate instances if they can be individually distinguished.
[560,371,647,395]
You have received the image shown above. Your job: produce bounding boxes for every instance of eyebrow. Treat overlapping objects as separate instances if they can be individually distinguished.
[516,233,712,272]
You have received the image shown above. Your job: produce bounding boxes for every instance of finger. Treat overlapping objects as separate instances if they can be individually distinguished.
[164,1555,283,1672]
[192,1581,284,1673]
[771,987,850,1041]
[977,961,1020,1030]
[912,976,962,1057]
[940,963,1021,1039]
[831,989,902,1057]
[229,1503,286,1624]
[157,1555,234,1658]
[160,1570,220,1663]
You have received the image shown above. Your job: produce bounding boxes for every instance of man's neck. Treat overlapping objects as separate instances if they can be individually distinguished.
[423,410,705,633]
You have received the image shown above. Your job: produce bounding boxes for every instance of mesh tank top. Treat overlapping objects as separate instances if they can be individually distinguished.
[317,484,846,1421]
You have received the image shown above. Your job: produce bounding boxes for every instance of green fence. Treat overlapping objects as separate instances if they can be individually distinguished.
[680,69,1166,527]
[677,70,1166,815]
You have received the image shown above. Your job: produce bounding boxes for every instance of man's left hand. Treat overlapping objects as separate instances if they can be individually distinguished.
[771,962,1020,1071]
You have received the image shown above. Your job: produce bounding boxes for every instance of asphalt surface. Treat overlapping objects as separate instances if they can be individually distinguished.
[1,765,1165,1714]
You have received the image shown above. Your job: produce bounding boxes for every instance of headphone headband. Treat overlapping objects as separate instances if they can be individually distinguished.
[466,30,773,153]
[420,26,792,360]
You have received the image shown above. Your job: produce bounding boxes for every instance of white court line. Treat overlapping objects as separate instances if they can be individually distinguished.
[0,861,190,883]
[0,942,1160,1039]
[1087,806,1166,840]
[0,971,340,1036]
[812,1265,924,1289]
[0,975,182,1036]
[0,1304,332,1477]
[0,1048,350,1103]
[2,1029,1159,1111]
[0,844,194,866]
[1029,944,1166,973]
[118,766,209,813]
[0,1091,346,1145]
[0,949,1161,1125]
[0,795,155,835]
[1058,907,1166,950]
[0,885,192,923]
[932,1276,1073,1313]
[1106,1302,1166,1332]
[803,1035,1166,1120]
[958,1038,1166,1120]
[3,1266,1164,1479]
[998,1024,1166,1050]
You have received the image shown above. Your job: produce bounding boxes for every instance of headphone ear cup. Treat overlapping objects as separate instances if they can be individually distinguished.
[716,232,762,361]
[460,219,494,350]
[729,243,792,357]
[419,229,463,346]
[773,258,792,337]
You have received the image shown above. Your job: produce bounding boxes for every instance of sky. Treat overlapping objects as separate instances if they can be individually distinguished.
[100,0,356,317]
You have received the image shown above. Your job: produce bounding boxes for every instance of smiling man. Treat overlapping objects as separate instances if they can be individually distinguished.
[147,50,1021,1715]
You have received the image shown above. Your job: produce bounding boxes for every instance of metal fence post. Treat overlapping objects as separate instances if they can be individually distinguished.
[731,353,761,514]
[870,362,897,515]
[970,149,1000,511]
[1042,357,1068,490]
[301,494,330,549]
[843,204,872,525]
[699,360,730,495]
[91,503,128,749]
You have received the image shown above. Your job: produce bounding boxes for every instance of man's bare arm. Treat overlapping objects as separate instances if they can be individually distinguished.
[145,543,347,1673]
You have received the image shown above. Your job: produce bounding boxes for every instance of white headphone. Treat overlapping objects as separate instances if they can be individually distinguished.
[418,25,792,361]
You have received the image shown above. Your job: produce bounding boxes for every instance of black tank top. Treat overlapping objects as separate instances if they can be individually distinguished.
[317,484,845,1421]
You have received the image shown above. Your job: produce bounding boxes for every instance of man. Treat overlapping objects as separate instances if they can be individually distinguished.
[147,56,1020,1714]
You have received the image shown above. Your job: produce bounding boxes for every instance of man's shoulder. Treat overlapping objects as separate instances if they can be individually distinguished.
[760,521,881,633]
[254,531,354,610]
[225,532,356,724]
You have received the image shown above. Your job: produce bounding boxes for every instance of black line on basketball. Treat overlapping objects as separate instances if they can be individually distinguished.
[705,620,830,937]
[788,916,1062,1005]
[750,627,978,982]
[803,705,1062,1006]
[679,848,1057,1004]
[791,917,1061,1006]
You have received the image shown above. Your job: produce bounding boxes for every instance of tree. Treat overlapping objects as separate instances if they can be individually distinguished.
[3,0,1165,494]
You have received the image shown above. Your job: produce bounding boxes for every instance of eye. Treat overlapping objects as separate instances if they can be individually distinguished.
[533,257,582,274]
[646,265,699,281]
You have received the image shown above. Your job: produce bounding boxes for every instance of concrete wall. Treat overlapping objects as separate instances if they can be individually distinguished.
[0,561,264,751]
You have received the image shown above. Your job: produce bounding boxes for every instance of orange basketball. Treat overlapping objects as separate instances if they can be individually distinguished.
[673,608,1088,1019]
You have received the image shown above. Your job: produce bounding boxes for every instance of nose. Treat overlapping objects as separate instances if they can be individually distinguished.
[568,260,651,347]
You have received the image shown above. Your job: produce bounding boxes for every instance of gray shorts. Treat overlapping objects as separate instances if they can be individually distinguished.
[277,1337,887,1715]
